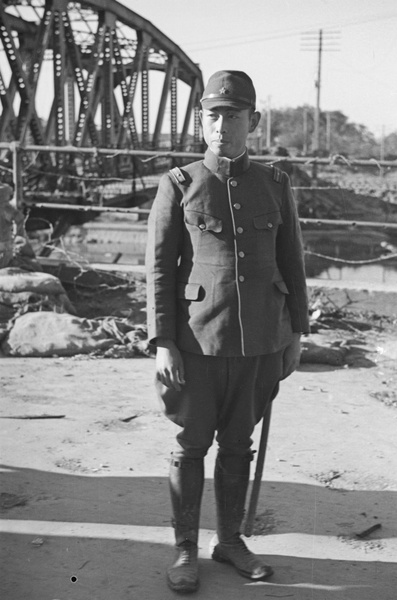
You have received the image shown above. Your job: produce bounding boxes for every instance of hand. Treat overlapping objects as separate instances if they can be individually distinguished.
[281,333,302,380]
[155,339,185,391]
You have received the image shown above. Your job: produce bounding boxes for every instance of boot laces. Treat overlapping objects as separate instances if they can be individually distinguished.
[178,541,196,565]
[233,535,253,557]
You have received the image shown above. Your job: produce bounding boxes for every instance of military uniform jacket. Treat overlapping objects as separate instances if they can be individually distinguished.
[146,149,310,357]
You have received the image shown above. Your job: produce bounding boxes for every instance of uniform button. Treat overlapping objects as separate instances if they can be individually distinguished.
[199,223,206,230]
[236,227,244,234]
[238,251,245,258]
[267,222,273,229]
[238,275,245,282]
[233,203,241,210]
[230,180,238,187]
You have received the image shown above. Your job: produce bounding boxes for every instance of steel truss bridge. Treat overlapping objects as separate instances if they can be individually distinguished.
[0,0,204,206]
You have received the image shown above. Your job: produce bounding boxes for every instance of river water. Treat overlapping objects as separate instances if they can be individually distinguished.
[303,227,397,285]
[35,220,397,286]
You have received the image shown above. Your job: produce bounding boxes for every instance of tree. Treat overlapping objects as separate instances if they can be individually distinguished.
[384,132,397,160]
[254,105,384,158]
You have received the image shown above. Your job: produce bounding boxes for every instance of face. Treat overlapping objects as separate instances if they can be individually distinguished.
[200,107,260,159]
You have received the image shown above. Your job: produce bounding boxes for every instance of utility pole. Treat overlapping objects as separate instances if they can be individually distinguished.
[256,126,262,154]
[380,125,385,161]
[313,29,323,155]
[326,111,331,154]
[303,108,308,155]
[301,29,340,156]
[266,95,271,150]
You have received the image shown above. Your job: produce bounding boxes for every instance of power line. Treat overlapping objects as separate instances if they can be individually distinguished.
[185,29,302,52]
[181,11,397,52]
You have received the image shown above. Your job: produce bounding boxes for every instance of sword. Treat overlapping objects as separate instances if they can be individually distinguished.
[244,383,278,537]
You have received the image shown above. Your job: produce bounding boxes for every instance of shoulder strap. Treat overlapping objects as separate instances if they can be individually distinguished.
[169,166,187,185]
[272,165,283,183]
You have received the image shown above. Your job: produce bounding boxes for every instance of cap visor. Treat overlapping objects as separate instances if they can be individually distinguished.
[201,98,252,110]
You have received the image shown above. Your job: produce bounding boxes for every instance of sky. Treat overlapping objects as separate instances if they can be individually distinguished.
[119,0,397,138]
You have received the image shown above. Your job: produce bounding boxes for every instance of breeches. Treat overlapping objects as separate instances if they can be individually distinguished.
[156,349,284,459]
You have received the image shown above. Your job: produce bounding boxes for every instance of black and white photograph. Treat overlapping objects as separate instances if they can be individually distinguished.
[1,1,396,598]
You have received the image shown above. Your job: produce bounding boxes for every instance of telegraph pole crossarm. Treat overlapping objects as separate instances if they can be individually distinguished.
[300,29,341,166]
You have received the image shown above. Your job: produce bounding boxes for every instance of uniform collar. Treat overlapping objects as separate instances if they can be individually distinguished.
[203,148,250,178]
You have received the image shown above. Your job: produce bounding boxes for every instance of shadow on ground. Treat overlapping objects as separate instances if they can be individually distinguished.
[1,465,396,600]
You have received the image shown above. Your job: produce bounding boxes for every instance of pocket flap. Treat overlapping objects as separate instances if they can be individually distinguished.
[184,210,223,233]
[274,280,289,294]
[177,282,202,300]
[253,211,283,230]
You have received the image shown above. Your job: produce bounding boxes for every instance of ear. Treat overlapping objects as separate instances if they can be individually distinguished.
[199,109,203,124]
[249,110,261,133]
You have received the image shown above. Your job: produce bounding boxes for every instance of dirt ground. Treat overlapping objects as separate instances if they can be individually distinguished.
[1,306,397,599]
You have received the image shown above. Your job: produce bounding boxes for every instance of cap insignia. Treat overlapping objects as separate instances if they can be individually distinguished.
[219,86,229,95]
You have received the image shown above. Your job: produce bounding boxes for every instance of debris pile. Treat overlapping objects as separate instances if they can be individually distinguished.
[0,267,152,358]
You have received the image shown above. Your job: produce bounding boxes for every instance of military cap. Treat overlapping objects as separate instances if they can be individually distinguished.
[200,70,256,110]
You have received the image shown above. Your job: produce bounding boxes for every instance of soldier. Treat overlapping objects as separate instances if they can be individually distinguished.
[145,70,310,593]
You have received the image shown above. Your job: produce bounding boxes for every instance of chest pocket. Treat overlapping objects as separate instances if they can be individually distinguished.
[253,210,283,261]
[184,210,223,232]
[253,211,283,231]
[184,209,226,265]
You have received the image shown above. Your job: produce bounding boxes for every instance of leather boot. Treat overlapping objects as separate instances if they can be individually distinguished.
[167,456,204,593]
[210,452,273,580]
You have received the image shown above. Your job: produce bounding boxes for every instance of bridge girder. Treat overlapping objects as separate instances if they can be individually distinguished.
[0,0,204,155]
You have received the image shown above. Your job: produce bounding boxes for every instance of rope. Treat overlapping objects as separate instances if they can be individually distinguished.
[140,153,173,163]
[293,186,342,190]
[22,167,136,183]
[304,249,397,265]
